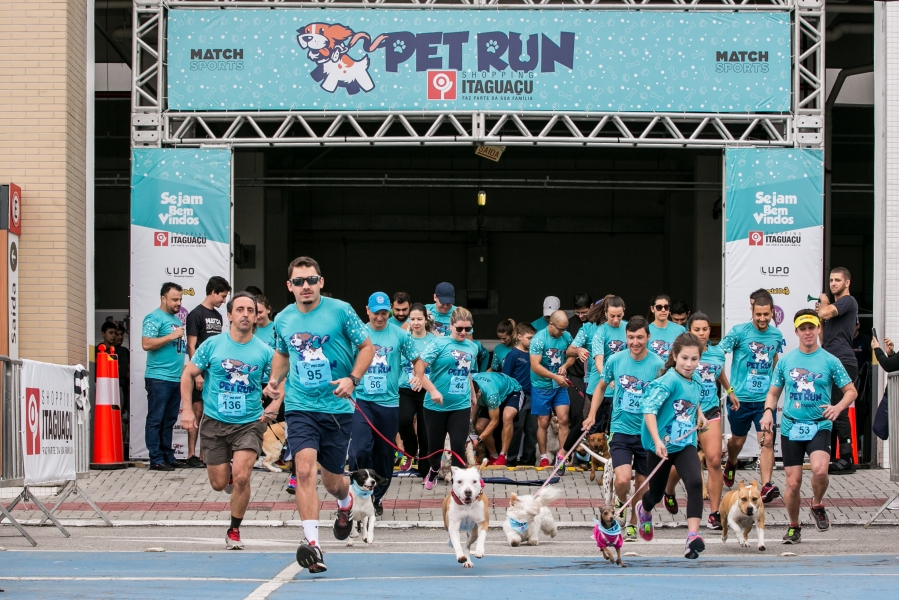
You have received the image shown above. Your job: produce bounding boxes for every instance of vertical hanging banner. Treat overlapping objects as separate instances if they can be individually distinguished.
[130,149,231,460]
[723,147,824,457]
[21,360,77,485]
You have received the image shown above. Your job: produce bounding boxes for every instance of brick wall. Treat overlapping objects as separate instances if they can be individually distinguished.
[0,1,88,365]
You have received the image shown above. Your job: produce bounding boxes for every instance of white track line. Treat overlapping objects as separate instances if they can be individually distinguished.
[0,577,268,582]
[243,561,302,600]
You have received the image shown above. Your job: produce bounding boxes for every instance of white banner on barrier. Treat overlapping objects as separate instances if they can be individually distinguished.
[723,148,824,458]
[129,149,232,460]
[21,359,76,485]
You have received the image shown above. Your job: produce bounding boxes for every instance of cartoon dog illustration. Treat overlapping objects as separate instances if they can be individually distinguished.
[697,362,719,383]
[748,342,770,364]
[371,344,394,367]
[607,340,626,354]
[289,333,331,361]
[450,350,472,372]
[789,368,822,393]
[650,340,670,357]
[545,348,564,370]
[673,398,695,422]
[618,375,646,394]
[296,23,388,94]
[221,358,259,386]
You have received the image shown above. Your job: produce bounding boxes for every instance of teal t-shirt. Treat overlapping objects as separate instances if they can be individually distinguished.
[490,343,513,372]
[648,322,686,360]
[602,350,665,436]
[273,298,369,414]
[425,303,455,337]
[771,347,852,436]
[719,322,786,403]
[142,308,185,382]
[254,321,276,349]
[473,372,522,410]
[531,317,549,332]
[591,321,629,397]
[191,334,274,424]
[473,340,490,373]
[572,322,598,393]
[529,328,573,390]
[387,315,406,328]
[400,333,435,389]
[354,323,419,407]
[697,344,727,413]
[420,337,478,412]
[641,368,703,452]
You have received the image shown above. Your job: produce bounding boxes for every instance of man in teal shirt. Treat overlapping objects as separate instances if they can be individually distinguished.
[425,282,455,337]
[530,295,560,331]
[529,310,574,468]
[180,291,280,550]
[349,291,421,515]
[141,282,186,471]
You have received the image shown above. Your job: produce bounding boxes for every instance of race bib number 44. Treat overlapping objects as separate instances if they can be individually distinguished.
[449,375,468,396]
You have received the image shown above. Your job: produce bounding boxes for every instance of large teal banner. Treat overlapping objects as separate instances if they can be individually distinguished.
[166,8,791,113]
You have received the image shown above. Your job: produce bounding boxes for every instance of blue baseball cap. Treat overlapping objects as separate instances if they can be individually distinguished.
[434,282,455,305]
[367,292,391,313]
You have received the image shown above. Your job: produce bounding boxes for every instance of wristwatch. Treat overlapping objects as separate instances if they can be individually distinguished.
[349,375,361,387]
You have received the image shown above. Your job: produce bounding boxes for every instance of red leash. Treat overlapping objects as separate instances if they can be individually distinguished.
[347,397,470,467]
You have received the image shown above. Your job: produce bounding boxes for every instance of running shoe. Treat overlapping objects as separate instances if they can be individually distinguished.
[493,454,507,467]
[828,458,856,475]
[296,540,327,573]
[723,461,737,488]
[394,451,402,467]
[187,456,205,469]
[555,451,568,474]
[684,533,706,559]
[224,475,233,495]
[424,468,438,490]
[399,455,412,472]
[810,503,830,532]
[625,525,637,542]
[286,476,297,495]
[760,482,781,504]
[614,498,626,527]
[782,525,802,544]
[635,501,654,542]
[486,455,499,466]
[539,457,551,468]
[333,496,354,540]
[706,511,722,530]
[225,527,244,550]
[374,499,384,517]
[150,463,175,472]
[663,493,679,515]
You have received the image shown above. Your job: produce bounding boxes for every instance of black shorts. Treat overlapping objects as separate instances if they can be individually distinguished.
[500,390,525,421]
[780,429,831,468]
[608,432,649,476]
[703,405,721,421]
[285,410,353,475]
[192,386,203,404]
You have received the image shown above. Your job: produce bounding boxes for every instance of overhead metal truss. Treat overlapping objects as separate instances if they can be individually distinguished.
[132,0,825,149]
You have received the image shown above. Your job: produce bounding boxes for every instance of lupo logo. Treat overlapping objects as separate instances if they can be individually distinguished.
[26,387,40,455]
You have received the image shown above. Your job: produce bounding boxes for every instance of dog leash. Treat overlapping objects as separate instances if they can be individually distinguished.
[266,423,285,446]
[346,396,471,467]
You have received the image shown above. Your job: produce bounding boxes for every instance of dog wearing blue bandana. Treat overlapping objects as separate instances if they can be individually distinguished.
[346,468,388,546]
[502,486,562,547]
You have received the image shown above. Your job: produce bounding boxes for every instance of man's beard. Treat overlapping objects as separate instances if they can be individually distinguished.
[394,314,408,322]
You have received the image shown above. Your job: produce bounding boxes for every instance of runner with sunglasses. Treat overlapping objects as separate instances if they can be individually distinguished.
[590,296,628,433]
[529,310,575,469]
[647,294,686,361]
[266,257,374,573]
[416,307,479,490]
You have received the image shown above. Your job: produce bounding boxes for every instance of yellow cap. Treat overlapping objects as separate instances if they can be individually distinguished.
[794,314,820,328]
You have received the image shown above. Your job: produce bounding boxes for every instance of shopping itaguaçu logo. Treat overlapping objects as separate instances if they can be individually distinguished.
[185,21,772,101]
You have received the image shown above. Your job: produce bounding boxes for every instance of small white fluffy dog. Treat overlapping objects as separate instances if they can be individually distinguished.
[503,486,562,547]
[442,459,489,568]
[346,469,388,547]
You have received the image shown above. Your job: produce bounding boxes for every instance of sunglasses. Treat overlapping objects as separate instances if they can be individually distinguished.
[454,326,473,333]
[290,276,321,287]
[654,304,670,311]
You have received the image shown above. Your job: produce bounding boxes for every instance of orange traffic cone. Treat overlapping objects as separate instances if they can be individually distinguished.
[848,403,860,465]
[91,344,126,469]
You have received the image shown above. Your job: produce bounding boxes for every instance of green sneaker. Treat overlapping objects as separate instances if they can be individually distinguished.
[625,525,637,542]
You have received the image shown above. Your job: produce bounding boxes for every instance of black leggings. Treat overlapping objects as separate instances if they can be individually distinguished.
[424,407,470,471]
[642,445,703,520]
[398,387,428,462]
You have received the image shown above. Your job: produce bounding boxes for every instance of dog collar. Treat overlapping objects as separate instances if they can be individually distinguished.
[594,519,622,537]
[509,518,529,534]
[451,490,482,505]
[351,481,374,499]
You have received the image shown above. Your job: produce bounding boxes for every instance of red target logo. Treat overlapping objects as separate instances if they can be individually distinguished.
[427,70,457,100]
[749,231,764,246]
[25,387,40,455]
[154,232,169,246]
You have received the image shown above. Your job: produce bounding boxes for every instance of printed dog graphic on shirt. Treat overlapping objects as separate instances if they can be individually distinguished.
[696,362,719,384]
[650,340,670,357]
[788,367,822,393]
[221,358,259,386]
[289,333,331,361]
[433,321,450,337]
[450,350,472,372]
[371,344,394,368]
[618,375,647,395]
[607,340,626,354]
[748,342,770,364]
[662,398,696,443]
[296,23,389,95]
[545,348,565,371]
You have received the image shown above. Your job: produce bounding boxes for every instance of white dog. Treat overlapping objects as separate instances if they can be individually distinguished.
[720,480,766,551]
[503,486,561,547]
[442,459,489,568]
[346,469,388,547]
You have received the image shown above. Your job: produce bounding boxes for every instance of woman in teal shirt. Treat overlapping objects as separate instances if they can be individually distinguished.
[416,307,478,490]
[635,333,708,560]
[489,319,516,371]
[647,293,686,360]
[397,304,436,474]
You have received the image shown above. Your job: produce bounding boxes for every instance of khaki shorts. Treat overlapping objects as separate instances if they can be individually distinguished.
[199,417,265,466]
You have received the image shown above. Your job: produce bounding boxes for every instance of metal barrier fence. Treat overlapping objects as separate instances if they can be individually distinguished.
[0,356,23,486]
[889,372,899,483]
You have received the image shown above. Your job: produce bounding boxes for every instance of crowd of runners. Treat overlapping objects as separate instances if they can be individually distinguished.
[139,256,859,570]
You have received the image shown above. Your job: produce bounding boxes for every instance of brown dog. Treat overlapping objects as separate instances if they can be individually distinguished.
[720,480,766,551]
[261,422,290,473]
[592,507,626,567]
[586,433,610,483]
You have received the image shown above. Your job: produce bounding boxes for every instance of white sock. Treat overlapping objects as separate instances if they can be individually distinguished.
[301,520,319,545]
[540,454,548,460]
[337,494,352,509]
[490,454,499,459]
